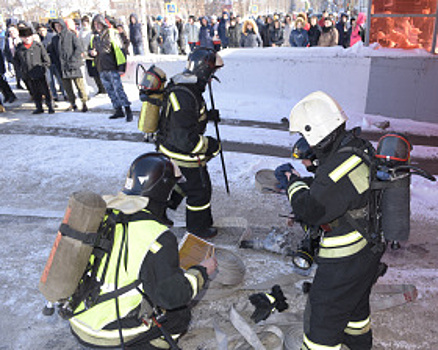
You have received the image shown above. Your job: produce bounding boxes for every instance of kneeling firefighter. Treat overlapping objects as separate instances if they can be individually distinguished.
[287,91,385,350]
[68,153,217,349]
[156,47,224,239]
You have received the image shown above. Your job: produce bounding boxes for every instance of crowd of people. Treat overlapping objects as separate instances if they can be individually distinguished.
[0,9,366,115]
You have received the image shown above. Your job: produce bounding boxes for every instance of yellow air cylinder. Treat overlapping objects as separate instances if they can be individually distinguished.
[39,191,107,303]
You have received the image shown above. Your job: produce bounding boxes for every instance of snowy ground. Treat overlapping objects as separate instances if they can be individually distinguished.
[0,51,437,349]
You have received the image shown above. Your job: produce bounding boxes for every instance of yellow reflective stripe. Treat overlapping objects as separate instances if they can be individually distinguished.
[329,155,362,183]
[320,230,364,247]
[348,162,370,194]
[345,317,371,335]
[303,334,341,350]
[319,238,367,258]
[186,202,211,211]
[159,145,206,162]
[169,92,180,112]
[265,293,275,303]
[70,317,149,340]
[192,136,207,154]
[150,241,162,254]
[288,181,309,201]
[184,273,199,297]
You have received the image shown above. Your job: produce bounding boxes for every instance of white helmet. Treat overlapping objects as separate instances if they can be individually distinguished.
[289,91,348,147]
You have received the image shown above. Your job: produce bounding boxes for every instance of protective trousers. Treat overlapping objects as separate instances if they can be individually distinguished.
[303,246,383,350]
[169,165,213,233]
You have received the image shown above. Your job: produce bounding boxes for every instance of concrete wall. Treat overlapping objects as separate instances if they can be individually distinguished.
[124,48,438,123]
[365,56,438,123]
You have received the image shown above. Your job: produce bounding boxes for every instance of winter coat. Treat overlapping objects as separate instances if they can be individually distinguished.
[0,49,7,75]
[199,18,213,49]
[175,19,185,49]
[148,20,159,54]
[184,22,200,43]
[49,18,83,79]
[89,16,126,73]
[14,40,50,80]
[336,20,349,48]
[129,14,143,47]
[160,23,178,55]
[240,19,262,48]
[227,25,241,48]
[318,26,339,47]
[261,21,273,47]
[308,24,321,47]
[289,28,309,47]
[218,17,229,47]
[269,26,284,46]
[210,21,220,45]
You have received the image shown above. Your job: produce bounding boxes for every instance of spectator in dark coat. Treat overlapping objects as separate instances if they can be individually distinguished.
[175,15,186,55]
[308,15,322,47]
[269,19,284,46]
[49,18,88,112]
[199,17,214,49]
[0,48,17,104]
[4,25,26,89]
[240,19,262,48]
[148,16,159,54]
[129,14,144,55]
[14,27,54,114]
[261,16,273,47]
[227,17,241,48]
[37,23,67,101]
[210,15,221,51]
[336,13,349,48]
[289,17,309,47]
[218,11,230,49]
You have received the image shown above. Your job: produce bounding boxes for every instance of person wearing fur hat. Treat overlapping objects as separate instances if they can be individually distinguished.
[289,17,309,47]
[89,14,133,121]
[240,19,262,48]
[49,18,88,112]
[14,26,54,114]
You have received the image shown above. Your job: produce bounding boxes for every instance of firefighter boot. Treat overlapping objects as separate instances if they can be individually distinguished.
[46,99,55,114]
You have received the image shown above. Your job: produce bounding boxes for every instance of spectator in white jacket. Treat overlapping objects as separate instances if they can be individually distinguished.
[184,15,200,52]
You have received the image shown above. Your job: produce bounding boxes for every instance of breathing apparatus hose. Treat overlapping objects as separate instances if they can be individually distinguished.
[393,164,436,182]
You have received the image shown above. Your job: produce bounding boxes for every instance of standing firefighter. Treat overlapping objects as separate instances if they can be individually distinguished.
[157,47,224,239]
[287,91,385,350]
[68,153,217,349]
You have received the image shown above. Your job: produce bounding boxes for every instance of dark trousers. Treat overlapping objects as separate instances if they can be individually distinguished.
[62,77,88,106]
[169,165,213,233]
[0,76,14,100]
[304,246,383,349]
[28,76,52,108]
[85,60,106,93]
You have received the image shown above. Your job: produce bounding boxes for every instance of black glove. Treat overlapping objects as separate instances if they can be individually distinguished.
[207,109,221,123]
[249,285,288,323]
[205,136,220,157]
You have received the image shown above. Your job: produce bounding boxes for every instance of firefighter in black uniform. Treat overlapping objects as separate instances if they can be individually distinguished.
[157,48,224,239]
[69,153,217,349]
[287,91,385,350]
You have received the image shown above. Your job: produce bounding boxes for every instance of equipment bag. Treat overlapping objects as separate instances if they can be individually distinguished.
[39,191,107,303]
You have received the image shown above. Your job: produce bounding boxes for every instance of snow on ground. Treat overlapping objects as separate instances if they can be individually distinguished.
[0,51,437,349]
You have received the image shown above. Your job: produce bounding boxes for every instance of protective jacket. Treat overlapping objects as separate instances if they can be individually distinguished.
[70,197,207,348]
[288,130,383,350]
[158,77,220,168]
[288,131,374,261]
